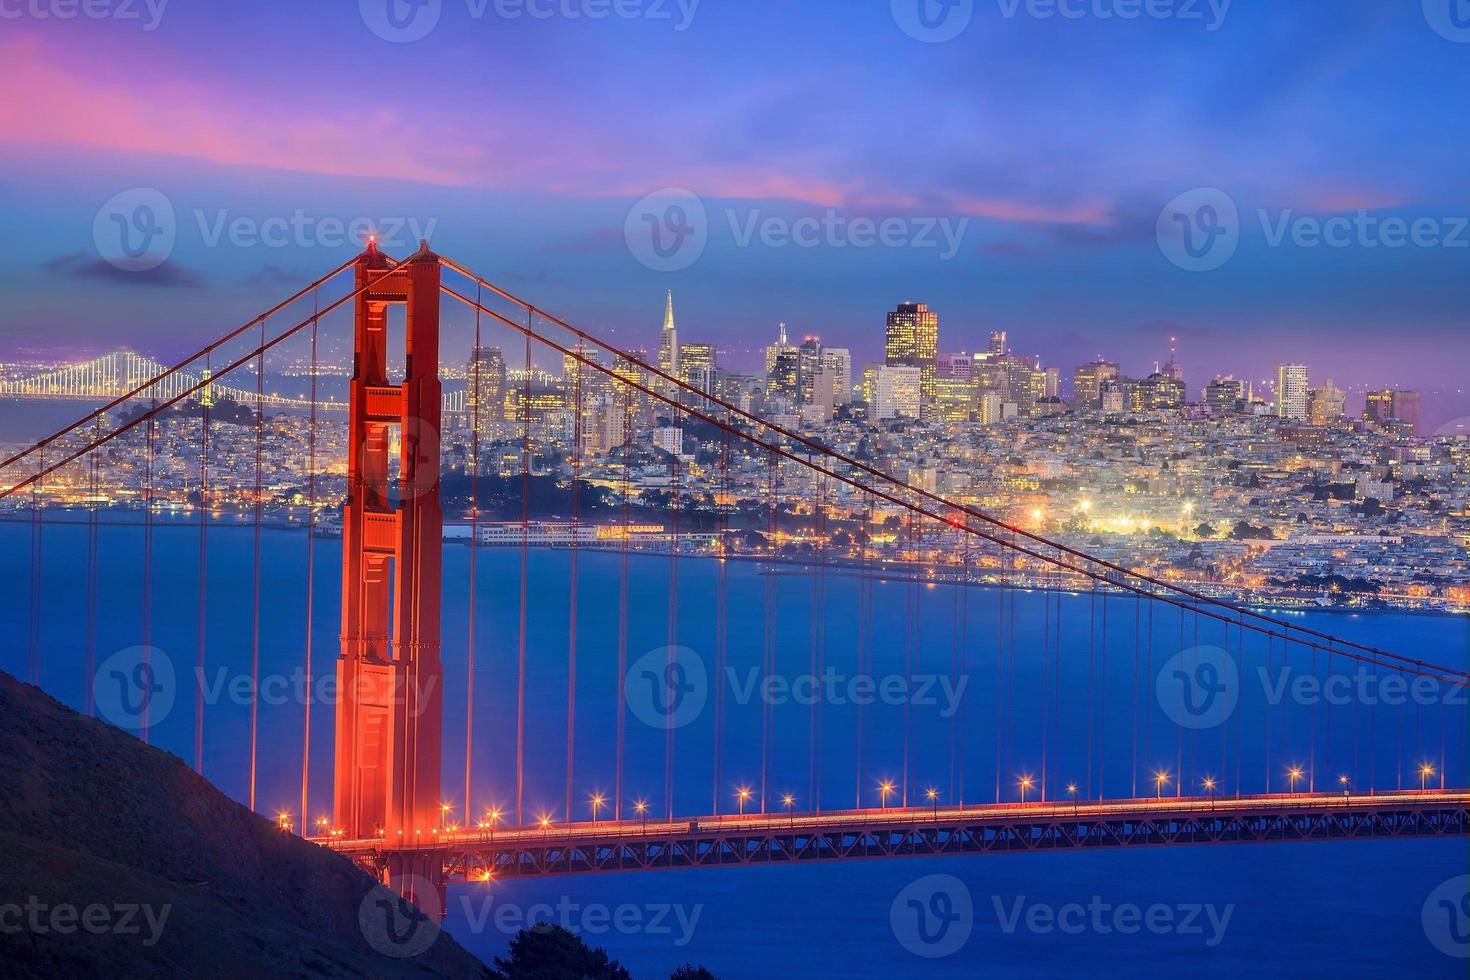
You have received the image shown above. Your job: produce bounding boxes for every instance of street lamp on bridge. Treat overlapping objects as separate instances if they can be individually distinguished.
[1066,784,1079,817]
[926,788,940,821]
[782,794,796,828]
[1154,771,1170,800]
[1339,775,1351,805]
[635,800,649,835]
[590,794,606,826]
[1202,777,1217,810]
[1288,767,1305,794]
[1420,764,1436,792]
[1018,776,1034,804]
[879,781,896,810]
[737,787,752,816]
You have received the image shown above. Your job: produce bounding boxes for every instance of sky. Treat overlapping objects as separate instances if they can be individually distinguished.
[0,0,1467,421]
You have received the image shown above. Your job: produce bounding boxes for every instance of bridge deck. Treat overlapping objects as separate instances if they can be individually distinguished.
[320,790,1469,882]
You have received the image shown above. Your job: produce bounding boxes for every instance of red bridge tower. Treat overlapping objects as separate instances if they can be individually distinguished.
[334,241,444,898]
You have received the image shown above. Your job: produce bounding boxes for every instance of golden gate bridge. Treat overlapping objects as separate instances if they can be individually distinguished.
[1,242,1465,917]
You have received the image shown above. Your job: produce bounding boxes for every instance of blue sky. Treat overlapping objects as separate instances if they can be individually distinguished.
[0,0,1466,414]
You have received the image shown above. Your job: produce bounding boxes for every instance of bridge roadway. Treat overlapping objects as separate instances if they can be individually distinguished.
[319,790,1469,882]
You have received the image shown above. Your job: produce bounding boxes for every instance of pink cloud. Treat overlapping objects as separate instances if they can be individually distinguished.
[0,33,1111,229]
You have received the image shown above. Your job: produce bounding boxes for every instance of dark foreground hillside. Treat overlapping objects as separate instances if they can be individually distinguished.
[0,671,488,979]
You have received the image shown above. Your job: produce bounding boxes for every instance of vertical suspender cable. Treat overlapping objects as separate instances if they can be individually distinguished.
[466,283,482,824]
[516,319,532,824]
[300,305,319,832]
[566,341,582,823]
[195,354,211,772]
[248,328,264,811]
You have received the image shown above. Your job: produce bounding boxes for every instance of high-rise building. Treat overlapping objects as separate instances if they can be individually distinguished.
[822,348,852,405]
[1073,360,1120,409]
[768,349,800,403]
[1139,371,1186,410]
[797,337,824,405]
[987,331,1007,357]
[871,365,922,421]
[938,352,972,382]
[1364,389,1394,426]
[1307,378,1346,425]
[884,302,939,401]
[1205,376,1246,415]
[466,345,507,446]
[1391,390,1422,435]
[932,376,973,422]
[764,322,796,376]
[657,290,679,382]
[1162,337,1184,382]
[978,390,1005,425]
[679,343,717,394]
[1276,364,1309,420]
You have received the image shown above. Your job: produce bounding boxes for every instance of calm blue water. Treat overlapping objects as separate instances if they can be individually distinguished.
[3,516,1468,977]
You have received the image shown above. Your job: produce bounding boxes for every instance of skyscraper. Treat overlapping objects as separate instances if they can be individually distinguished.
[1073,360,1120,409]
[1391,390,1422,435]
[1277,364,1309,420]
[1364,389,1394,426]
[1206,376,1246,415]
[679,343,717,394]
[884,302,939,401]
[871,365,922,421]
[764,322,797,377]
[822,348,852,405]
[1307,378,1346,425]
[797,337,824,405]
[467,345,506,447]
[657,290,679,382]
